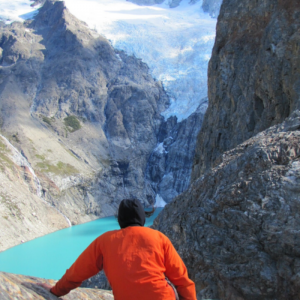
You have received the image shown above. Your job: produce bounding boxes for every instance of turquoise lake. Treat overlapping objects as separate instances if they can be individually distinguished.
[0,208,162,280]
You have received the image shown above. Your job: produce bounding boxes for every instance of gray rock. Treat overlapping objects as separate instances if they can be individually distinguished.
[82,270,111,291]
[192,0,300,181]
[0,271,114,299]
[146,101,207,203]
[154,111,300,300]
[153,1,300,299]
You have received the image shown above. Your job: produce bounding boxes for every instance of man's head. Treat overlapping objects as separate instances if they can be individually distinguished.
[117,199,146,229]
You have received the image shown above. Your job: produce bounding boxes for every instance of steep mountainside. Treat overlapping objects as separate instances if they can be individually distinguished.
[192,0,300,180]
[0,0,170,250]
[155,112,300,300]
[154,1,300,299]
[146,101,207,202]
[0,134,68,251]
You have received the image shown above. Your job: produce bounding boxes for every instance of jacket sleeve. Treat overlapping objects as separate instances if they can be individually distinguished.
[50,237,103,297]
[163,237,196,300]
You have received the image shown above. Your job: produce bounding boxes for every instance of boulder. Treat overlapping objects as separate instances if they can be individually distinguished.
[0,271,113,300]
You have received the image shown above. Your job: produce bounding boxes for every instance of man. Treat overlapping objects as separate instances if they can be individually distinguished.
[38,199,196,300]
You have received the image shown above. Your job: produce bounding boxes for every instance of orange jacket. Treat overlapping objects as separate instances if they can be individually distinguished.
[51,226,196,300]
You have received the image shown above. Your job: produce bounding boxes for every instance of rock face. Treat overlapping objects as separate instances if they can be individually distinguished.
[0,271,113,299]
[192,0,300,180]
[146,101,207,203]
[153,1,300,299]
[0,134,69,252]
[155,111,300,300]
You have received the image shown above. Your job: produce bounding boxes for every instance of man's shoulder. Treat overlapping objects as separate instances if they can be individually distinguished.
[140,226,170,241]
[97,229,120,241]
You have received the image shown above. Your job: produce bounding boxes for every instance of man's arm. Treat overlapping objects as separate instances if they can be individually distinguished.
[163,237,197,300]
[50,237,103,297]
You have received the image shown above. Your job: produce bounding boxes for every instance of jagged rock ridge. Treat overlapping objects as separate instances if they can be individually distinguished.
[192,0,300,180]
[154,1,300,299]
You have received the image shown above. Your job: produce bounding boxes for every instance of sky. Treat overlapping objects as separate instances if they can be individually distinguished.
[0,0,217,122]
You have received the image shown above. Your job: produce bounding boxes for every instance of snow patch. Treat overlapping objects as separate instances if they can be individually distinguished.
[154,142,165,154]
[155,194,167,207]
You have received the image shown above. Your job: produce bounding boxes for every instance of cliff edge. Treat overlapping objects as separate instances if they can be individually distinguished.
[192,0,300,180]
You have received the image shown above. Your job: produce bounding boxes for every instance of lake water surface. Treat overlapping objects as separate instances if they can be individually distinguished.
[0,208,162,280]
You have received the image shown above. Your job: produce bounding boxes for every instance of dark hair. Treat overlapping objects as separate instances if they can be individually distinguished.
[115,199,156,224]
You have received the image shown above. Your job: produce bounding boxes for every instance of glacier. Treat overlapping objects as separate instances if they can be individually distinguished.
[63,0,217,122]
[0,0,216,122]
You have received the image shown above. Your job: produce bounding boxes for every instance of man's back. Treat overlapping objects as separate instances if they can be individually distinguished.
[100,226,176,300]
[49,199,196,300]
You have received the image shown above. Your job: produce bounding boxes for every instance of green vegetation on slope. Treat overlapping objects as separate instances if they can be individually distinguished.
[42,116,52,125]
[64,115,81,132]
[36,159,78,176]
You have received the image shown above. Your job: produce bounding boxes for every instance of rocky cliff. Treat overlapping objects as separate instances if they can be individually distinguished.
[154,1,300,299]
[0,271,113,299]
[155,112,300,300]
[146,101,207,203]
[192,0,300,180]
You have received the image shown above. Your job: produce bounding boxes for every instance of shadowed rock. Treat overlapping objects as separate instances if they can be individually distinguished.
[192,0,300,180]
[155,110,300,300]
